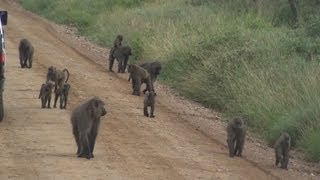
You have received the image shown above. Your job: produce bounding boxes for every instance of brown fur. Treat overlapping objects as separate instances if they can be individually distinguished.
[19,39,34,68]
[46,66,70,93]
[71,96,107,159]
[226,117,247,157]
[127,64,153,96]
[274,132,291,170]
[38,81,54,108]
[144,91,156,118]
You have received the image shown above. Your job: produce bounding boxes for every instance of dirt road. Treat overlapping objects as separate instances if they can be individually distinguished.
[0,1,318,179]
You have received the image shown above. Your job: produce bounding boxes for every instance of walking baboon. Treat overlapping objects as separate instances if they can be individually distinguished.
[71,96,107,159]
[108,35,123,72]
[127,64,153,96]
[38,81,54,108]
[46,66,70,93]
[19,39,34,68]
[113,46,132,73]
[140,61,162,94]
[54,83,70,109]
[144,91,156,118]
[226,117,247,157]
[274,132,291,170]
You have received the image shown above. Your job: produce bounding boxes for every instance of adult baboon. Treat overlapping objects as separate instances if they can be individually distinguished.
[113,46,132,73]
[53,83,71,109]
[108,35,123,72]
[46,66,70,93]
[127,64,153,96]
[274,132,291,170]
[19,39,34,68]
[38,81,54,108]
[226,117,247,157]
[71,96,107,159]
[140,61,162,94]
[144,91,156,118]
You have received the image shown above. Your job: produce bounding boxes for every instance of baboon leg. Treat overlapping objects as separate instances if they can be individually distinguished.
[144,106,149,117]
[133,79,141,96]
[117,56,124,73]
[108,48,115,72]
[281,151,289,169]
[47,96,51,108]
[72,125,80,155]
[89,124,98,158]
[64,96,68,109]
[275,149,282,166]
[19,50,25,68]
[53,93,59,108]
[28,50,33,68]
[238,138,245,157]
[150,105,155,118]
[78,132,91,159]
[44,97,48,108]
[41,98,45,108]
[59,96,63,109]
[227,138,235,157]
[123,56,129,73]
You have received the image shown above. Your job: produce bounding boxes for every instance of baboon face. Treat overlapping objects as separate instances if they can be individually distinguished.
[146,91,156,97]
[44,82,54,92]
[117,35,123,41]
[232,117,243,129]
[91,97,107,117]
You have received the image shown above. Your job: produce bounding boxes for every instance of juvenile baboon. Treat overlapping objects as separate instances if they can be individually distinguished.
[108,35,123,72]
[140,61,162,93]
[144,91,156,118]
[19,39,34,68]
[71,96,107,159]
[46,66,70,93]
[38,81,54,108]
[127,64,153,96]
[226,117,247,157]
[54,83,71,109]
[274,132,291,170]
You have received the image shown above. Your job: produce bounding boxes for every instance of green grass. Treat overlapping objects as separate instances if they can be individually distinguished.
[20,0,320,162]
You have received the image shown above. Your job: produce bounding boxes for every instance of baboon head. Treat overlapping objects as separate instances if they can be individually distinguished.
[232,117,243,130]
[88,96,107,119]
[282,132,291,145]
[48,66,56,73]
[44,81,54,91]
[152,62,162,75]
[127,64,136,73]
[146,91,156,97]
[116,34,123,41]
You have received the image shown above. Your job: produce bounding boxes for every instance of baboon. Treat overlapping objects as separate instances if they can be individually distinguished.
[108,35,123,72]
[127,64,153,96]
[226,117,247,157]
[19,39,34,68]
[144,91,156,118]
[54,83,71,109]
[71,96,107,159]
[274,132,291,170]
[113,46,132,73]
[140,61,162,94]
[46,66,70,93]
[38,81,54,108]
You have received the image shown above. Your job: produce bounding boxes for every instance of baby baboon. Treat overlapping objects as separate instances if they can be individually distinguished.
[108,35,123,72]
[46,66,70,93]
[113,46,132,73]
[19,39,34,68]
[71,96,107,159]
[274,132,291,170]
[140,61,162,94]
[127,64,153,96]
[144,91,156,118]
[226,117,247,157]
[53,83,71,109]
[38,81,54,108]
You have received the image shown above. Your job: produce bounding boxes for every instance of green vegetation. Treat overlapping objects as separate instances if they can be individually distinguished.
[20,0,320,162]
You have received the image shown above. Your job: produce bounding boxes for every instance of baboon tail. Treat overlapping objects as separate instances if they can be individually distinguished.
[63,68,70,83]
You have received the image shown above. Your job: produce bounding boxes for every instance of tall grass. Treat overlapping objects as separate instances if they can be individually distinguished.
[20,0,320,162]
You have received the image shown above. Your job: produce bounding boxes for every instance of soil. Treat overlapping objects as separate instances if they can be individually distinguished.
[0,1,318,179]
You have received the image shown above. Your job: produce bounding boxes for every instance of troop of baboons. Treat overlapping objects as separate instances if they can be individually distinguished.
[16,35,292,167]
